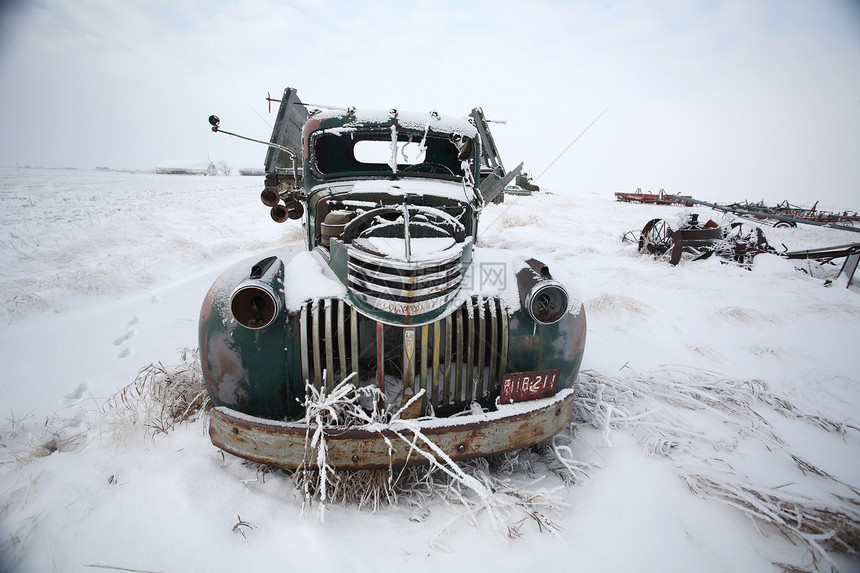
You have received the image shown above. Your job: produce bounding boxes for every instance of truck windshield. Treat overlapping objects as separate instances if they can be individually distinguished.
[312,131,467,179]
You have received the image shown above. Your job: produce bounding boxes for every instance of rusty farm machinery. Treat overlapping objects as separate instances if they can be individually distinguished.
[664,195,860,232]
[615,188,693,206]
[623,195,860,288]
[629,213,776,267]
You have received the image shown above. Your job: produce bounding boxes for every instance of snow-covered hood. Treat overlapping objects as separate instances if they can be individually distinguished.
[309,178,478,206]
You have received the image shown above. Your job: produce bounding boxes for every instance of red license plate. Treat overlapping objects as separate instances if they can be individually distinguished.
[500,368,561,404]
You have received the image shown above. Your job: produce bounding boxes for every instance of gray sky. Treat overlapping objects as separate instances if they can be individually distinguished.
[1,0,858,207]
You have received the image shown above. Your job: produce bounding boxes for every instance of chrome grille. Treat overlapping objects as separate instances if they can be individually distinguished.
[346,244,464,316]
[299,296,509,411]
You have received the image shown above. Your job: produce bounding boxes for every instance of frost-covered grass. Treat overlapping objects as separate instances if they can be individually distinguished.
[289,376,589,536]
[575,368,860,568]
[0,169,858,572]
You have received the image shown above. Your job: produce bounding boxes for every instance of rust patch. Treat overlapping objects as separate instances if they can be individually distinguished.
[210,390,575,470]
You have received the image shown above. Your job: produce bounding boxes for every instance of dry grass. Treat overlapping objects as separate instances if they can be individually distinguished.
[96,348,210,443]
[284,449,574,544]
[574,367,860,570]
[281,375,588,538]
[9,349,855,568]
[684,473,859,569]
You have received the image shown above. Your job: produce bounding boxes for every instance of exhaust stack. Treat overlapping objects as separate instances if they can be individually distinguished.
[270,200,304,223]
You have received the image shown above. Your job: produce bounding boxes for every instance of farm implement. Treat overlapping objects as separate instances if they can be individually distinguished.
[725,199,859,227]
[625,199,859,287]
[664,195,860,232]
[615,188,693,206]
[629,214,775,267]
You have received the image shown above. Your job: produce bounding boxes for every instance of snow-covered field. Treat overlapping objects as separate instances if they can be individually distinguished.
[1,168,858,572]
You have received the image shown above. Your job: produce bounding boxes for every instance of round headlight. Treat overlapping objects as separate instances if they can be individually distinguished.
[524,280,569,324]
[230,283,281,329]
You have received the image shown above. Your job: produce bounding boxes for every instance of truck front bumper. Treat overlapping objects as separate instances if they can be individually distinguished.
[209,389,575,469]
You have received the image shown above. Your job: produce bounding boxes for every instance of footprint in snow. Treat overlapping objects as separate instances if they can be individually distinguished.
[63,383,88,401]
[112,329,135,346]
[114,316,139,358]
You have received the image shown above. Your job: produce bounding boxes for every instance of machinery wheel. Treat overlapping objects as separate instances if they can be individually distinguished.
[638,218,673,257]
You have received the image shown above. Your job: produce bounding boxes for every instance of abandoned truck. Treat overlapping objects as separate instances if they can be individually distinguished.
[200,88,586,469]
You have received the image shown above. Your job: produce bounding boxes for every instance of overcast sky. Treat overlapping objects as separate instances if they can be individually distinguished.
[1,0,858,207]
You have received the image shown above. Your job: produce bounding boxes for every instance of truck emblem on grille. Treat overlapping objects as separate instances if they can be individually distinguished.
[404,329,415,363]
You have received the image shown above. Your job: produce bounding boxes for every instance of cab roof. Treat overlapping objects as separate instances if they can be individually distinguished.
[305,109,479,140]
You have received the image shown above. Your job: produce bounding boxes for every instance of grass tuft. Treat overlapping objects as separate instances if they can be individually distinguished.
[96,348,210,443]
[574,367,860,569]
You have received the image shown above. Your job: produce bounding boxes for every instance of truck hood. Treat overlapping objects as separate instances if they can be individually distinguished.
[310,178,479,206]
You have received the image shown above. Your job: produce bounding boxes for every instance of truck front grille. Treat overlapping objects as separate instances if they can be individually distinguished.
[346,245,464,317]
[298,296,509,411]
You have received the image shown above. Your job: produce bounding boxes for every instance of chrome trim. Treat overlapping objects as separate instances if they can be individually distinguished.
[347,273,462,299]
[443,314,452,404]
[500,301,509,378]
[420,324,429,400]
[347,261,459,285]
[455,308,464,402]
[403,328,415,393]
[432,321,441,407]
[346,239,469,318]
[348,243,462,269]
[376,322,385,392]
[300,304,309,386]
[297,296,509,409]
[324,299,334,391]
[488,298,498,394]
[312,299,322,389]
[337,300,347,380]
[350,306,358,375]
[476,296,486,397]
[466,303,474,399]
[349,289,460,317]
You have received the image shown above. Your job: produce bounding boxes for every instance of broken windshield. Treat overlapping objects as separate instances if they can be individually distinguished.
[311,130,468,180]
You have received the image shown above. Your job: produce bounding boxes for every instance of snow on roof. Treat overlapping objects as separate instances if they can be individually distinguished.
[313,108,478,139]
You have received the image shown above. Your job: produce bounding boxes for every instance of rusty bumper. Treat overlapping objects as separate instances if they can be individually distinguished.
[209,389,575,469]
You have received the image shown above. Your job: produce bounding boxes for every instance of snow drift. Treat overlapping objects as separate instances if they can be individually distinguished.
[1,168,858,572]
